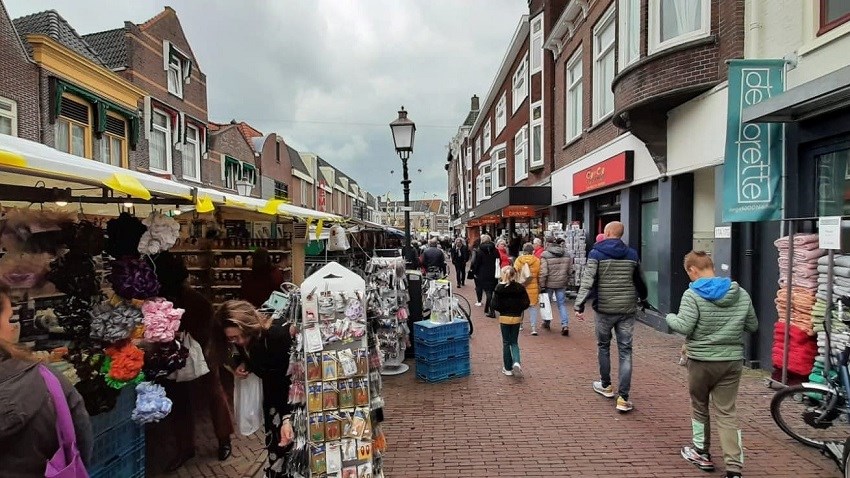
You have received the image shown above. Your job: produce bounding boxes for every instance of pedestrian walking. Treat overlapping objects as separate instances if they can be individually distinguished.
[420,237,447,277]
[532,238,545,258]
[450,237,470,288]
[575,221,648,413]
[470,234,499,318]
[665,251,758,478]
[539,237,573,335]
[496,239,511,267]
[514,243,542,335]
[492,266,530,377]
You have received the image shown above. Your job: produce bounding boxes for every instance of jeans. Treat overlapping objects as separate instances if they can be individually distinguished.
[500,323,521,370]
[454,262,466,286]
[551,288,570,327]
[596,313,635,400]
[483,289,494,315]
[527,304,540,328]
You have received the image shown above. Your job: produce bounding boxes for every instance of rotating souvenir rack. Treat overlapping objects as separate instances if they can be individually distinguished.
[364,256,410,375]
[286,262,386,478]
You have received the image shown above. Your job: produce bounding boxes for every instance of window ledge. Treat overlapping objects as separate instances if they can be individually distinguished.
[562,134,582,150]
[148,167,172,176]
[802,21,850,56]
[181,176,203,185]
[528,163,545,172]
[588,112,614,133]
[167,90,184,100]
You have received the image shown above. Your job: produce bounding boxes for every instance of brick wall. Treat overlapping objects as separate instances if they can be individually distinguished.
[208,126,259,196]
[0,2,39,141]
[257,134,294,198]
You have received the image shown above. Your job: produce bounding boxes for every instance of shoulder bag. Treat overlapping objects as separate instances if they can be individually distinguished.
[38,365,89,478]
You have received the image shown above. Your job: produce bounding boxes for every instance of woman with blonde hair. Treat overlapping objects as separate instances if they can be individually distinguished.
[216,300,294,478]
[491,266,530,377]
[514,243,542,335]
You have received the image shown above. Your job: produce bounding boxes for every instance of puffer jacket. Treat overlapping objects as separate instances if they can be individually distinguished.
[470,242,499,291]
[492,281,531,324]
[514,254,541,303]
[0,358,93,476]
[575,239,648,315]
[666,278,759,361]
[539,245,573,290]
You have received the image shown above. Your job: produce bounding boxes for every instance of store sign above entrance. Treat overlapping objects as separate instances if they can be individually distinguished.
[467,219,482,227]
[572,151,634,195]
[479,215,502,225]
[722,59,785,222]
[503,205,537,218]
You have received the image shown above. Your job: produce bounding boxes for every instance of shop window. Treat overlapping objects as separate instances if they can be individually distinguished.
[649,0,710,54]
[565,48,583,142]
[530,14,544,74]
[495,94,507,134]
[514,126,528,182]
[55,95,91,158]
[182,124,201,181]
[593,6,616,123]
[640,183,660,309]
[820,0,850,34]
[512,56,528,113]
[619,0,641,70]
[530,102,544,168]
[149,109,172,173]
[0,96,17,136]
[98,114,126,167]
[816,148,850,216]
[483,118,492,152]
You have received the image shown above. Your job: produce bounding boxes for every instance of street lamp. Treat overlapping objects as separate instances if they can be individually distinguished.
[235,177,253,196]
[389,107,416,265]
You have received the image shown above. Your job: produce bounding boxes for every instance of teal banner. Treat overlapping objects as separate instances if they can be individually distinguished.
[722,59,785,222]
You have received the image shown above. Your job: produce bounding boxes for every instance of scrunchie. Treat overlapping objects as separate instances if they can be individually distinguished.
[109,257,160,300]
[105,213,146,259]
[138,212,180,255]
[48,250,99,298]
[131,382,173,424]
[55,296,94,340]
[141,299,184,343]
[143,340,189,380]
[104,342,145,382]
[89,301,143,343]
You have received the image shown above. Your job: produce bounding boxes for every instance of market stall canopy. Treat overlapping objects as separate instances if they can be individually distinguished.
[192,186,342,221]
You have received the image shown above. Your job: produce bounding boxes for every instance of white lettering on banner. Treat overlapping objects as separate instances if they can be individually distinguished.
[736,69,774,205]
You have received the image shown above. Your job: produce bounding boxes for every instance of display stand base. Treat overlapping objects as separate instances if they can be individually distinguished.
[380,363,410,376]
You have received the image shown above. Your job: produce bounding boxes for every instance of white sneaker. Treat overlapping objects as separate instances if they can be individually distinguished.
[512,362,523,377]
[502,368,513,376]
[475,302,482,307]
[530,328,538,336]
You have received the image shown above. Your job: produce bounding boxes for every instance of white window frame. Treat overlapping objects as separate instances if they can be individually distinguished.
[530,14,544,74]
[593,7,616,124]
[514,126,528,182]
[529,101,544,169]
[465,146,472,170]
[300,179,307,206]
[495,94,507,135]
[648,0,711,55]
[149,108,172,174]
[618,0,641,71]
[492,147,507,191]
[482,163,493,198]
[565,48,583,143]
[483,118,492,153]
[181,124,201,182]
[512,56,528,114]
[475,136,482,164]
[0,96,18,137]
[167,54,184,98]
[466,179,472,208]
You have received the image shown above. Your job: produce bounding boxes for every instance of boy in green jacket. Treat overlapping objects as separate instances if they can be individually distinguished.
[666,251,758,478]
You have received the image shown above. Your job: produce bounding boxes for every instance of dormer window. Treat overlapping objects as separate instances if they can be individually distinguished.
[163,41,192,99]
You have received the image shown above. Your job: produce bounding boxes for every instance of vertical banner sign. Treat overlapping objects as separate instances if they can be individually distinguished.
[722,59,785,222]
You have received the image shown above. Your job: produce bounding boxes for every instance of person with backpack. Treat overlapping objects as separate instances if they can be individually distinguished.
[539,237,573,335]
[514,243,542,335]
[666,251,758,478]
[491,266,530,377]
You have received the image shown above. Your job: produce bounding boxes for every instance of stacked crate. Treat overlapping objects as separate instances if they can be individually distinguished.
[88,386,146,478]
[414,319,470,382]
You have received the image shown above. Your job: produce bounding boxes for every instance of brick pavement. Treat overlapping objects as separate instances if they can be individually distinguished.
[146,282,841,477]
[379,284,840,478]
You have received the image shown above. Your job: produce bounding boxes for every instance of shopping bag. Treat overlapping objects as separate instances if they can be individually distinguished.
[39,365,89,478]
[494,258,501,278]
[539,292,553,322]
[518,263,531,285]
[168,332,210,382]
[234,373,264,436]
[327,225,351,251]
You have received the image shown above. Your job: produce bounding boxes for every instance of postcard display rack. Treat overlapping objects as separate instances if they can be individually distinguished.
[366,256,411,376]
[290,262,386,478]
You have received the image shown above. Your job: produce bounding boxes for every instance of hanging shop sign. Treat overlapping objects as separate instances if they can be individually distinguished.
[722,59,785,222]
[467,219,482,227]
[502,205,537,218]
[479,215,502,225]
[572,151,634,195]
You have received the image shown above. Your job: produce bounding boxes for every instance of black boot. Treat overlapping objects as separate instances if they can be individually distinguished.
[218,439,232,461]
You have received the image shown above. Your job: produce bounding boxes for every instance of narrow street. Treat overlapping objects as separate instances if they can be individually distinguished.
[379,283,840,478]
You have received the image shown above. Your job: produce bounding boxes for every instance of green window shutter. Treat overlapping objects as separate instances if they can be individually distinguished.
[94,101,108,135]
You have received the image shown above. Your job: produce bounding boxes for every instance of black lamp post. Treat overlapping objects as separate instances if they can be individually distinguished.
[389,106,416,265]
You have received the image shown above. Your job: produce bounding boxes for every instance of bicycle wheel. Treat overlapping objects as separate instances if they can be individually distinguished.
[452,293,473,336]
[770,384,849,448]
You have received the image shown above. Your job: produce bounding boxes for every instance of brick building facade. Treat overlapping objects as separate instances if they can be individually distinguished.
[0,1,38,141]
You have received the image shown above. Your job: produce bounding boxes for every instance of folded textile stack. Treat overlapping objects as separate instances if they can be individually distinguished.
[775,234,825,290]
[811,298,850,333]
[774,287,817,335]
[772,320,818,376]
[810,326,849,383]
[816,254,850,302]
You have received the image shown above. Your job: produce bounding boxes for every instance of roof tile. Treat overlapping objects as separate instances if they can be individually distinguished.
[13,10,104,65]
[82,28,127,69]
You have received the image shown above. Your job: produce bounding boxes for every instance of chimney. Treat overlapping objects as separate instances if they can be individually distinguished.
[470,95,479,111]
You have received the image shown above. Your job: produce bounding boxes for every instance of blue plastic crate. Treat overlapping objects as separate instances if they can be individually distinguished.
[89,441,145,478]
[415,356,471,383]
[415,338,470,363]
[91,418,145,469]
[413,319,469,346]
[91,386,136,437]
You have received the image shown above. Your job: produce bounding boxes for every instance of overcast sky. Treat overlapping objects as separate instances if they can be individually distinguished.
[6,0,526,201]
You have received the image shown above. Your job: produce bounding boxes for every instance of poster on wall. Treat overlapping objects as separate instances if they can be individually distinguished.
[721,59,785,222]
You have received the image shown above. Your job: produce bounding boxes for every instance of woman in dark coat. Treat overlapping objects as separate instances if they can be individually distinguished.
[470,234,499,318]
[240,248,285,308]
[450,238,470,288]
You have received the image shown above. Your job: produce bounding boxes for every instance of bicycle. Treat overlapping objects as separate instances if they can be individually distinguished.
[421,268,473,336]
[770,295,850,471]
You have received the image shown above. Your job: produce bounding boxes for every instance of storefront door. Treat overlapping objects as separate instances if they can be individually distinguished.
[640,183,660,308]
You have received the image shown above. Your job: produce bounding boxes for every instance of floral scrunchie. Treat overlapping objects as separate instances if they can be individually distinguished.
[141,299,184,343]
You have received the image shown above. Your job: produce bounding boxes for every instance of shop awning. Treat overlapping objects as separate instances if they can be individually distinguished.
[460,186,551,224]
[192,186,342,222]
[743,64,850,124]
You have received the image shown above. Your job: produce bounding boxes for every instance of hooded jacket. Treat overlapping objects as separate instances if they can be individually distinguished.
[470,241,499,290]
[666,278,759,361]
[575,238,648,314]
[539,245,573,290]
[0,359,93,476]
